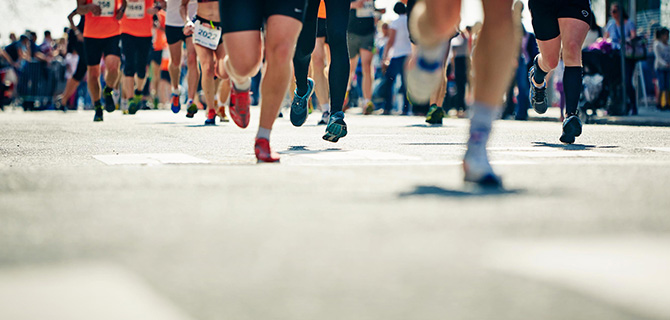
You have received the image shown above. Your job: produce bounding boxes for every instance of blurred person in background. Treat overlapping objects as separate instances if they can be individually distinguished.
[605,2,637,115]
[654,27,669,110]
[381,2,411,115]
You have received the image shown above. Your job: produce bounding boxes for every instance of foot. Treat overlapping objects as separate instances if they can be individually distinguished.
[217,106,229,122]
[322,111,348,143]
[93,105,104,122]
[559,114,582,144]
[406,42,449,105]
[363,101,375,115]
[290,78,314,127]
[528,66,548,114]
[463,151,502,188]
[229,86,251,129]
[128,100,139,115]
[425,104,444,124]
[170,93,180,113]
[186,101,198,118]
[204,109,216,126]
[318,110,330,125]
[103,87,116,113]
[254,138,280,163]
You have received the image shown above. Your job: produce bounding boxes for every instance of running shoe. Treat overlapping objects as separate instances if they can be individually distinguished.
[93,105,104,122]
[186,101,198,118]
[170,93,180,113]
[463,154,502,188]
[559,114,582,144]
[318,111,330,125]
[217,106,229,122]
[103,87,116,113]
[528,66,548,114]
[128,99,139,115]
[425,104,444,124]
[229,86,251,129]
[322,111,347,143]
[290,78,314,127]
[406,42,448,105]
[254,138,280,163]
[204,109,217,126]
[363,101,375,115]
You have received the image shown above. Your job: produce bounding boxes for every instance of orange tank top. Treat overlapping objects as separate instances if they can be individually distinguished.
[153,11,168,51]
[121,0,154,37]
[84,0,122,39]
[318,0,326,19]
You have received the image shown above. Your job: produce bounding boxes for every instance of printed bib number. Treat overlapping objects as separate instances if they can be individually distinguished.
[193,20,221,50]
[356,1,375,18]
[125,0,145,19]
[94,0,115,17]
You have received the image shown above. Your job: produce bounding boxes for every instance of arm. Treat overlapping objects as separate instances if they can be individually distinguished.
[181,0,194,35]
[383,28,397,65]
[351,0,363,9]
[77,0,101,16]
[68,9,85,41]
[115,0,127,20]
[0,48,13,65]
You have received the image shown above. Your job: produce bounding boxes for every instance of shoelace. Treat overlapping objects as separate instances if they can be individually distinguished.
[534,85,546,103]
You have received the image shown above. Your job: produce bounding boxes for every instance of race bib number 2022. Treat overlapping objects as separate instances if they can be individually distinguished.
[193,20,221,50]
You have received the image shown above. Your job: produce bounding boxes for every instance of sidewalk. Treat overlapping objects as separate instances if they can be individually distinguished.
[526,106,670,127]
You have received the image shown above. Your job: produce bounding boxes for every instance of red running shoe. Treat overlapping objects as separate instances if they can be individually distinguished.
[254,138,280,163]
[229,86,250,128]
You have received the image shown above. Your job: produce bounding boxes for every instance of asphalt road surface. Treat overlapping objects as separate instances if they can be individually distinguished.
[1,108,669,320]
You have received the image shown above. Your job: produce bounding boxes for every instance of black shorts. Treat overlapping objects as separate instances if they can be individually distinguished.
[220,0,307,34]
[84,35,121,66]
[160,70,171,81]
[528,0,593,41]
[149,49,162,65]
[165,25,192,45]
[121,34,152,78]
[316,18,327,39]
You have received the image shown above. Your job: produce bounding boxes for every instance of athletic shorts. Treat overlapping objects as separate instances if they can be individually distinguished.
[316,18,327,39]
[161,70,171,81]
[219,0,307,34]
[121,34,152,78]
[84,35,121,66]
[528,0,594,41]
[165,25,192,45]
[347,32,374,58]
[149,49,162,65]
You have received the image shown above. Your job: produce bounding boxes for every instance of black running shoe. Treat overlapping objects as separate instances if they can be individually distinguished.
[93,105,104,122]
[559,114,582,144]
[290,78,314,127]
[323,111,347,143]
[425,104,444,124]
[128,100,139,115]
[528,66,548,114]
[103,87,116,113]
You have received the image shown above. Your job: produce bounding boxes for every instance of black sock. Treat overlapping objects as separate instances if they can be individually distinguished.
[134,89,142,96]
[94,100,102,109]
[103,86,113,94]
[563,66,583,116]
[532,56,549,85]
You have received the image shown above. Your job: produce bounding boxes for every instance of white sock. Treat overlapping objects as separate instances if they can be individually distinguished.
[362,98,369,106]
[233,78,251,91]
[121,99,129,111]
[256,127,271,141]
[186,98,193,105]
[321,103,330,113]
[172,87,180,95]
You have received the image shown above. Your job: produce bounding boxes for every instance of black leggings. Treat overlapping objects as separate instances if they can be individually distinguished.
[292,0,350,113]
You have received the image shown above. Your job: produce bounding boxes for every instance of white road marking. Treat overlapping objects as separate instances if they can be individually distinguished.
[647,147,670,153]
[483,236,670,319]
[299,150,422,162]
[94,153,209,165]
[0,263,195,320]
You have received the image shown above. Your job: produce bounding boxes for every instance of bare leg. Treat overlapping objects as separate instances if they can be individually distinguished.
[103,55,121,91]
[168,42,182,91]
[195,44,217,113]
[312,37,329,110]
[87,65,102,102]
[185,38,199,101]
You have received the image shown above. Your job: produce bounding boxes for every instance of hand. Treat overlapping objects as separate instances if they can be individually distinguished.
[351,0,363,9]
[183,21,194,36]
[77,33,84,42]
[88,4,102,16]
[147,7,159,16]
[382,58,390,73]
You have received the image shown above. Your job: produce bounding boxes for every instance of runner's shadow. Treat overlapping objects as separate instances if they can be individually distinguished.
[279,146,343,155]
[532,141,619,151]
[406,124,447,128]
[400,142,466,146]
[399,185,523,198]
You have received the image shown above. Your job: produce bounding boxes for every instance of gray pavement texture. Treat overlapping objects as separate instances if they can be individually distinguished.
[527,105,670,127]
[1,108,670,320]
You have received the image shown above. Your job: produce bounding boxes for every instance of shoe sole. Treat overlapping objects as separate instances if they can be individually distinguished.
[426,110,444,124]
[323,122,347,143]
[186,105,198,118]
[104,97,115,113]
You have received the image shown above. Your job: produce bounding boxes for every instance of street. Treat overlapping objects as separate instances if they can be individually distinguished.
[1,108,670,320]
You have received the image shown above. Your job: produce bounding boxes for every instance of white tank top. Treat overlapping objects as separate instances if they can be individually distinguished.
[166,0,197,27]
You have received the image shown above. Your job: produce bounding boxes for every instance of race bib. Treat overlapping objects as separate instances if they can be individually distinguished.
[356,0,375,18]
[193,20,221,50]
[94,0,115,17]
[125,0,145,19]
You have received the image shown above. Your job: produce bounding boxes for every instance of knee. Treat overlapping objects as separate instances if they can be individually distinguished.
[106,59,120,72]
[201,62,215,77]
[228,54,260,78]
[186,54,197,67]
[562,41,583,65]
[169,58,180,69]
[265,41,295,65]
[361,59,372,73]
[88,66,100,79]
[541,55,559,71]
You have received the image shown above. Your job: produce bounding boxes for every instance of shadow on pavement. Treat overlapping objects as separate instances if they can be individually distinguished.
[532,141,619,151]
[279,146,343,155]
[399,185,524,198]
[405,124,447,128]
[400,142,466,146]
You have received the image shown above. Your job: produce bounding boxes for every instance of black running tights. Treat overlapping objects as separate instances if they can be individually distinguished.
[292,0,350,113]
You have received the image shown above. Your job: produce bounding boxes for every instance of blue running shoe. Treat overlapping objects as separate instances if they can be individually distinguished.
[322,111,347,143]
[528,66,548,114]
[290,78,314,127]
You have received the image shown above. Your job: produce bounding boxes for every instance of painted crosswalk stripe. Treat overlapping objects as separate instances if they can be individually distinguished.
[94,153,209,165]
